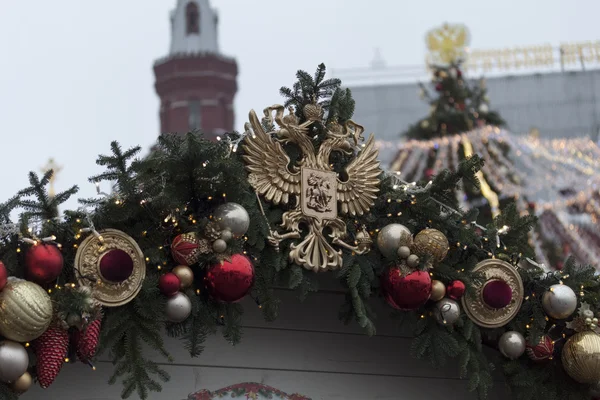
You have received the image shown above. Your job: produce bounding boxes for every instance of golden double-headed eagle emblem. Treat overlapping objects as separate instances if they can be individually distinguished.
[242,103,381,272]
[426,23,470,65]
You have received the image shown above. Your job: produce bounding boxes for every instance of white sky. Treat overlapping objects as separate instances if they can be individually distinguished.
[0,0,598,210]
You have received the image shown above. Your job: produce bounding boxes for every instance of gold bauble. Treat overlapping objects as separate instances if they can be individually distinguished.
[173,265,194,289]
[10,372,32,393]
[562,331,600,383]
[411,228,449,264]
[430,280,446,302]
[0,278,53,342]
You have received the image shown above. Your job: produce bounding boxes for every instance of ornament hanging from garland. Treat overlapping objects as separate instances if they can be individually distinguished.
[377,223,413,260]
[205,254,255,303]
[172,265,194,289]
[0,278,53,342]
[9,371,32,394]
[411,228,449,266]
[446,280,466,300]
[242,103,381,272]
[562,331,600,384]
[542,284,577,320]
[214,202,250,239]
[462,259,524,328]
[171,232,207,266]
[73,317,102,362]
[165,292,192,323]
[0,261,7,291]
[33,325,70,388]
[498,331,526,360]
[74,229,146,307]
[25,244,64,284]
[159,273,181,297]
[434,298,461,325]
[0,340,29,384]
[526,335,555,362]
[430,280,446,302]
[381,268,431,311]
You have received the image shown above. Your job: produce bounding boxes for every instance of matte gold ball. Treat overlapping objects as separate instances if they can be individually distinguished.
[172,265,194,289]
[430,280,446,302]
[411,228,449,264]
[562,331,600,383]
[10,372,32,393]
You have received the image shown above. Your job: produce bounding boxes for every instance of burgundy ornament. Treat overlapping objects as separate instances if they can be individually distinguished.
[447,280,466,300]
[381,268,431,311]
[435,83,443,91]
[98,249,134,283]
[205,254,255,303]
[171,233,201,266]
[25,244,64,284]
[456,69,462,78]
[526,335,554,362]
[482,279,513,309]
[0,261,7,291]
[159,273,181,297]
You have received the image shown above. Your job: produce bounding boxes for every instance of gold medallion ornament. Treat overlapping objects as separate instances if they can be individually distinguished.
[462,259,524,328]
[242,103,381,272]
[425,23,470,66]
[75,229,146,307]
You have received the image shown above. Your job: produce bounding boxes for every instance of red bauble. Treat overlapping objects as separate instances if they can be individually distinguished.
[482,279,513,309]
[526,335,554,362]
[159,273,181,297]
[381,268,431,311]
[435,83,443,91]
[447,280,466,300]
[171,233,202,266]
[33,325,69,388]
[456,69,462,78]
[457,102,466,111]
[205,254,255,303]
[0,261,7,291]
[424,168,435,180]
[99,249,133,283]
[25,244,64,284]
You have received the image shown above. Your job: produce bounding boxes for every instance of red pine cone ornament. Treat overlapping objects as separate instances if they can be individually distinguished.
[74,317,102,362]
[34,325,69,388]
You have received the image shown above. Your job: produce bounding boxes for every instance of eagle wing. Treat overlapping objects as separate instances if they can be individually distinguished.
[337,134,381,216]
[241,110,300,205]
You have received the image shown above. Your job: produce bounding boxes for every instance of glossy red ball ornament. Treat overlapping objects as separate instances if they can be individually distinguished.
[526,335,554,362]
[205,254,255,303]
[171,233,201,266]
[447,280,466,300]
[0,261,7,291]
[98,249,134,283]
[159,273,181,297]
[25,244,64,284]
[435,83,443,91]
[482,279,513,309]
[381,268,431,311]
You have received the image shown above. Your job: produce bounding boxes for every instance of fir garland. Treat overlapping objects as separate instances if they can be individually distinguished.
[0,64,596,400]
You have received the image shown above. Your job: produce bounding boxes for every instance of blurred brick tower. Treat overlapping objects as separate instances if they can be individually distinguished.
[154,0,238,139]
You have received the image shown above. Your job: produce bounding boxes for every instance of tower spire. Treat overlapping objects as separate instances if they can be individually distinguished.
[169,0,220,55]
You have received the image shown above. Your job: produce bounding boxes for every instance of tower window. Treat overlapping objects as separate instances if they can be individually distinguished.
[186,2,200,35]
[188,100,201,131]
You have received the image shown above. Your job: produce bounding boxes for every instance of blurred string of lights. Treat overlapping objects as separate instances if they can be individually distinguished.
[378,126,600,269]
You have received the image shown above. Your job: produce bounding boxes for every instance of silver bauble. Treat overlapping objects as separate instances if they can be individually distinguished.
[434,298,461,325]
[498,331,526,360]
[165,292,192,323]
[214,202,250,238]
[0,341,29,383]
[376,224,413,259]
[406,254,420,268]
[212,239,227,253]
[542,284,577,320]
[220,229,233,243]
[397,246,411,260]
